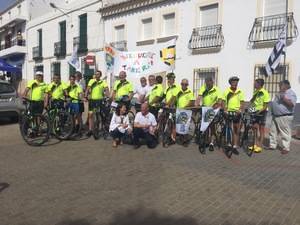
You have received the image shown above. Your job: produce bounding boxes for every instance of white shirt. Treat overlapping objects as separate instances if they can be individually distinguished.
[109,113,131,132]
[134,112,157,132]
[134,85,149,104]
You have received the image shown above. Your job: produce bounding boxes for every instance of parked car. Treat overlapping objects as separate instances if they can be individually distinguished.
[0,80,22,122]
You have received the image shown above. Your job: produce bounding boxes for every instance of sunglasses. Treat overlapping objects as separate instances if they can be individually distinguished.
[181,83,188,86]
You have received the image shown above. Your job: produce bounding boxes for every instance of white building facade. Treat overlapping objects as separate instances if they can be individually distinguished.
[101,0,300,101]
[26,0,104,85]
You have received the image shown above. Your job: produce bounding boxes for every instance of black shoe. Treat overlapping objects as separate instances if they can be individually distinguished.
[134,144,141,149]
[209,143,214,151]
[232,147,239,155]
[86,130,93,137]
[224,147,232,158]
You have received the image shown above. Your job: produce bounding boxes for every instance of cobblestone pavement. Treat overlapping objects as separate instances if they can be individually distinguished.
[1,121,300,225]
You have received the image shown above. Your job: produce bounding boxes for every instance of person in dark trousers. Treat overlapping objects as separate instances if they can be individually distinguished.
[133,103,158,149]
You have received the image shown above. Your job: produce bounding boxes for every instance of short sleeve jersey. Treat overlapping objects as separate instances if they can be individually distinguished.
[176,88,195,109]
[250,88,270,111]
[113,80,133,100]
[87,79,108,100]
[149,84,164,107]
[198,85,222,107]
[165,84,180,104]
[222,88,245,112]
[26,80,47,101]
[66,83,83,101]
[47,82,67,100]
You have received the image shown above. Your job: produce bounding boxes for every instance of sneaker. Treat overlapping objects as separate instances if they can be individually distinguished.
[232,146,239,155]
[86,130,93,137]
[280,149,289,155]
[209,143,214,151]
[254,146,262,153]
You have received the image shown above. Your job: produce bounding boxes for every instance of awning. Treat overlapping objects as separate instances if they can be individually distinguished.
[0,57,21,73]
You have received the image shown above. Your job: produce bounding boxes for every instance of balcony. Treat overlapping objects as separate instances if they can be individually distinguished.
[110,40,127,51]
[0,39,26,58]
[0,15,27,30]
[73,36,87,54]
[248,13,299,46]
[188,24,224,51]
[54,41,66,57]
[32,46,42,60]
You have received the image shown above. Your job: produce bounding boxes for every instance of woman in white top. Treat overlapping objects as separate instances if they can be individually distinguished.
[109,103,132,147]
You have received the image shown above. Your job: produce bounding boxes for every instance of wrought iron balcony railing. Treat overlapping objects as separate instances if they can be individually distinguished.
[248,12,298,44]
[54,41,66,57]
[73,36,87,53]
[0,39,26,51]
[110,40,127,51]
[188,24,224,50]
[32,46,42,60]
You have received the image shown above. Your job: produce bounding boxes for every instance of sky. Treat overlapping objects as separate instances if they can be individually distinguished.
[0,0,17,14]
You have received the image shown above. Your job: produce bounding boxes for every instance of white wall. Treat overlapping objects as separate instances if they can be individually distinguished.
[102,0,300,101]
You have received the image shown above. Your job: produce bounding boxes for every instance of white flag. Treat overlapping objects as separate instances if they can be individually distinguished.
[68,45,81,71]
[265,24,287,76]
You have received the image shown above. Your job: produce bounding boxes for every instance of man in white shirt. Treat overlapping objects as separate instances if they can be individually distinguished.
[133,103,158,149]
[146,75,156,96]
[133,77,149,110]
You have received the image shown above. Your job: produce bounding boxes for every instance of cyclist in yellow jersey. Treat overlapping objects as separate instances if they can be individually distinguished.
[249,78,270,153]
[176,79,195,109]
[222,76,245,154]
[196,76,222,151]
[112,71,133,104]
[85,70,109,137]
[165,73,180,107]
[45,74,67,109]
[65,75,83,134]
[22,71,47,115]
[147,75,164,118]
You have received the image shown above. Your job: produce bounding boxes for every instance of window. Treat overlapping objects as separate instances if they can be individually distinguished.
[193,68,218,95]
[162,13,175,36]
[263,0,286,16]
[200,4,218,27]
[38,29,42,55]
[0,83,15,94]
[115,25,125,41]
[254,64,288,99]
[51,62,61,78]
[141,18,153,40]
[78,13,87,52]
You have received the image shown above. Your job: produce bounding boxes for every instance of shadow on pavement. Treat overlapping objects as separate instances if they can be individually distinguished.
[56,219,92,225]
[0,182,9,192]
[0,118,17,125]
[107,207,198,225]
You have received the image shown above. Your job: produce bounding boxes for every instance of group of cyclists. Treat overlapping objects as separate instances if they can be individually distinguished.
[22,69,271,155]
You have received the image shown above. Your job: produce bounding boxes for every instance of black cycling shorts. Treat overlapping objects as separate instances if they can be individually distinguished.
[79,102,84,113]
[226,112,241,124]
[252,111,267,126]
[30,101,44,115]
[88,100,102,112]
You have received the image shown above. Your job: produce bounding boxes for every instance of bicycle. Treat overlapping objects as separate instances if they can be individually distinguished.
[218,111,239,158]
[157,106,176,147]
[19,99,50,146]
[239,109,263,157]
[46,99,74,140]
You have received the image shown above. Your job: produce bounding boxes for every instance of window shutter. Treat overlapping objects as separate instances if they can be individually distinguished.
[200,4,218,27]
[115,25,125,41]
[79,14,87,50]
[60,21,66,55]
[264,0,286,16]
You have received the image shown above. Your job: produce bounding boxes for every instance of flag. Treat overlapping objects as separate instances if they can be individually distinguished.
[159,38,176,70]
[68,45,81,71]
[265,25,287,76]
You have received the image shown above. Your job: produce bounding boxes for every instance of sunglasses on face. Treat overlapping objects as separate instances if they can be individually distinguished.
[181,83,188,86]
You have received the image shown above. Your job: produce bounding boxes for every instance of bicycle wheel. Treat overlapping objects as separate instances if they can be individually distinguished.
[20,114,50,146]
[185,117,196,142]
[163,118,173,147]
[224,126,233,158]
[127,111,135,127]
[198,131,208,154]
[245,128,255,157]
[156,113,165,144]
[53,111,74,140]
[93,112,102,140]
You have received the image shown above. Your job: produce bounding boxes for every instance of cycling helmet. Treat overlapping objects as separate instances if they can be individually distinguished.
[166,72,176,79]
[228,76,240,84]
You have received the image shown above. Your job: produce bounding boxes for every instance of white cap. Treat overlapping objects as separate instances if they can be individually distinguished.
[36,71,43,76]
